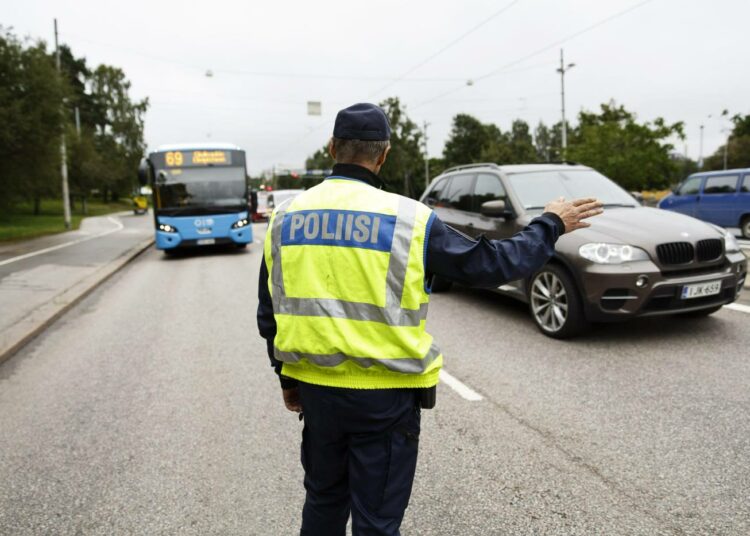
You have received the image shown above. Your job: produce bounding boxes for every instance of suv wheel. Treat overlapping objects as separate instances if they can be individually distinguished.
[741,216,750,239]
[528,264,589,338]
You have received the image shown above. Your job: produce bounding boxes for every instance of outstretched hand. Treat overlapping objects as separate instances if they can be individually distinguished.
[282,387,303,413]
[544,197,604,233]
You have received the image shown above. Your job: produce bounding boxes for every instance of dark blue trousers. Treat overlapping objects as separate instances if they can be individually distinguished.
[297,382,421,536]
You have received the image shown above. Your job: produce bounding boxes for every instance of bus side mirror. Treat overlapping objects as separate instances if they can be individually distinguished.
[138,158,152,186]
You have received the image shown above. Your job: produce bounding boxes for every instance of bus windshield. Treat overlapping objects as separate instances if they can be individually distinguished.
[155,166,246,213]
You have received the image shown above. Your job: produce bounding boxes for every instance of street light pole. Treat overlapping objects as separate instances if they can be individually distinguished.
[556,49,575,161]
[698,124,704,169]
[54,19,72,230]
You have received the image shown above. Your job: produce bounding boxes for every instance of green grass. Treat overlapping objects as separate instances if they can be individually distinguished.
[0,198,133,243]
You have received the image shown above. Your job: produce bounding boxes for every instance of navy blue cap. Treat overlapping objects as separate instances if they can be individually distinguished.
[333,103,391,141]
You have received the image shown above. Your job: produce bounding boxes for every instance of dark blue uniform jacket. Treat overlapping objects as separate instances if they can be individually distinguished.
[257,163,564,388]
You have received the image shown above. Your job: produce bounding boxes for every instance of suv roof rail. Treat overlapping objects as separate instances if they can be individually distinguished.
[547,160,579,165]
[442,162,500,174]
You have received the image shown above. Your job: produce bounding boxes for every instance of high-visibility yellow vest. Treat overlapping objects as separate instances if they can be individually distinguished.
[264,177,442,389]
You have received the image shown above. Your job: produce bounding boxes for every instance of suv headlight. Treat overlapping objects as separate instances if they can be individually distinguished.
[158,223,177,233]
[724,231,740,253]
[232,218,249,229]
[578,243,650,264]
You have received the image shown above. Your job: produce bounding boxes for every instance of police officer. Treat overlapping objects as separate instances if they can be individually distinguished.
[257,103,603,535]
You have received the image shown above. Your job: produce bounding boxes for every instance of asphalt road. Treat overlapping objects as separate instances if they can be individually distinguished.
[1,223,748,535]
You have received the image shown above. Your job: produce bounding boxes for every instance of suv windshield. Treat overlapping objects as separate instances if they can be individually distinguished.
[507,169,638,211]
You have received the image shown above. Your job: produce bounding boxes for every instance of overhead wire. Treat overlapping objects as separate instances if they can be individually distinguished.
[60,32,468,83]
[410,0,657,111]
[367,0,525,98]
[271,0,527,161]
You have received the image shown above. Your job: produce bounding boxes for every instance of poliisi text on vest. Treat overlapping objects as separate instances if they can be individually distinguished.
[281,209,396,252]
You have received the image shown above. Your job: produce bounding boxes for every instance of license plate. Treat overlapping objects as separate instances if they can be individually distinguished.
[196,238,215,246]
[681,280,722,299]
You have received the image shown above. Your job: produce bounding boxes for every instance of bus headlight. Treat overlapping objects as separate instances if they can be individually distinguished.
[579,243,650,264]
[232,218,249,229]
[158,223,177,233]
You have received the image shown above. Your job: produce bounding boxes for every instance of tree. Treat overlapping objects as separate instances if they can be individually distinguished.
[567,102,684,190]
[507,120,537,163]
[534,122,554,162]
[305,146,333,171]
[445,115,539,167]
[88,65,148,201]
[704,112,750,170]
[442,114,489,167]
[0,30,65,213]
[479,123,511,164]
[0,28,149,215]
[378,97,424,198]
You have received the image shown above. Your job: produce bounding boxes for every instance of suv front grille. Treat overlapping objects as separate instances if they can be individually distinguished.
[696,239,723,262]
[656,242,694,265]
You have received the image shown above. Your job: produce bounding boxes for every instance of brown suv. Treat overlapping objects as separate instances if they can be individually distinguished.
[420,163,748,338]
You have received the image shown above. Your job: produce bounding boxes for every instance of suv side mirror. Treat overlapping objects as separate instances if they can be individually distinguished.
[138,158,152,187]
[480,199,512,218]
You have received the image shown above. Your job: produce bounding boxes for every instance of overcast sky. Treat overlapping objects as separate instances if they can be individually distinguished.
[5,0,750,175]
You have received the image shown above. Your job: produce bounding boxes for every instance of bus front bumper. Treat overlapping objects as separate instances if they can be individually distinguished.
[156,226,252,250]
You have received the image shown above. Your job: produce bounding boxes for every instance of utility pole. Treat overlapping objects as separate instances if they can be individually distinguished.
[698,124,704,169]
[422,121,430,190]
[74,106,81,137]
[54,19,72,230]
[556,49,575,161]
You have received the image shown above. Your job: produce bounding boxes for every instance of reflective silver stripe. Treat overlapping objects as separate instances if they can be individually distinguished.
[270,199,295,312]
[270,210,285,312]
[275,342,441,375]
[269,196,428,326]
[279,297,427,326]
[385,197,416,315]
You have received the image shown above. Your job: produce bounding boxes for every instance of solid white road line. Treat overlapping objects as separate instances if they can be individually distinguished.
[439,369,484,401]
[0,216,124,267]
[724,303,750,314]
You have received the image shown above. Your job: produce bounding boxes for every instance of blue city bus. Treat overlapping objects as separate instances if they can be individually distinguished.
[138,143,253,252]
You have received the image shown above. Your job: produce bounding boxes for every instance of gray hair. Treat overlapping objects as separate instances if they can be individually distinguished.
[332,137,390,164]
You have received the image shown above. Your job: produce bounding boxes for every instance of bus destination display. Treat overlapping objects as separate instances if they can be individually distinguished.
[163,150,232,167]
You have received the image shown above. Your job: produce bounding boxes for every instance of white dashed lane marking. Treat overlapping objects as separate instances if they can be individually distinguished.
[439,369,484,401]
[724,303,750,314]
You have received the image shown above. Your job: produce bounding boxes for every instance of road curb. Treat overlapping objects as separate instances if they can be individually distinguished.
[0,236,154,366]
